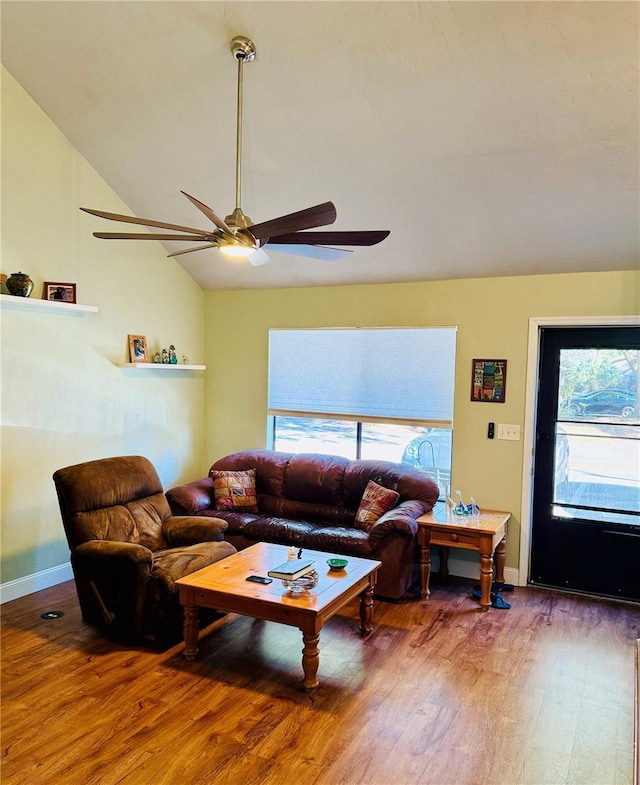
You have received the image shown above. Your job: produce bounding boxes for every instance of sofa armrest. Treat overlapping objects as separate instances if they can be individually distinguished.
[368,499,431,546]
[162,515,228,546]
[166,478,216,515]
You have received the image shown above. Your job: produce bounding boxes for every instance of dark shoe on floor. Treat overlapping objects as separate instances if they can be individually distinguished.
[491,592,511,609]
[471,589,511,609]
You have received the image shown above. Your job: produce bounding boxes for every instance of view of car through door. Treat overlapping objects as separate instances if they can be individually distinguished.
[530,326,640,601]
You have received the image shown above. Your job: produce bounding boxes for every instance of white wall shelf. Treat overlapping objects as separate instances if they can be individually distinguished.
[117,362,206,371]
[0,293,98,313]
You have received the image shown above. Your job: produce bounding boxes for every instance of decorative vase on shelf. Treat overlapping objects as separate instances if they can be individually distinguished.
[6,272,34,297]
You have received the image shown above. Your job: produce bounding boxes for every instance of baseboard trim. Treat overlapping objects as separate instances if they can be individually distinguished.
[0,562,72,604]
[432,554,520,587]
[0,556,520,605]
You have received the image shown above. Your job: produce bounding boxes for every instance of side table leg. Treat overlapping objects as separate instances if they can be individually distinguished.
[495,535,507,584]
[439,546,450,580]
[418,534,432,600]
[359,583,374,637]
[479,551,494,612]
[182,604,199,660]
[301,631,320,691]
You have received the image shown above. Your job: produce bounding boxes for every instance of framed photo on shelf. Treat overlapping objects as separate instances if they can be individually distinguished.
[471,359,507,403]
[128,334,149,363]
[43,281,76,303]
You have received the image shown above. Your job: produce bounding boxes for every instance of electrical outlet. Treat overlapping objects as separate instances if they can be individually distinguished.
[497,423,521,441]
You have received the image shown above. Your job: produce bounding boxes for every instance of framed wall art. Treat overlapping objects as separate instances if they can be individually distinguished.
[43,281,76,303]
[128,334,149,363]
[471,359,507,402]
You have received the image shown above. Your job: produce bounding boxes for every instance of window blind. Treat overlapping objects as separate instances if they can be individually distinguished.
[268,327,457,424]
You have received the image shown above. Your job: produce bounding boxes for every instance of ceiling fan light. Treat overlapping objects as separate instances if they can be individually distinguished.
[219,242,256,258]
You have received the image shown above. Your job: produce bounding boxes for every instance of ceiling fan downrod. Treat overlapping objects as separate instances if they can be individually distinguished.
[78,33,388,265]
[228,36,256,231]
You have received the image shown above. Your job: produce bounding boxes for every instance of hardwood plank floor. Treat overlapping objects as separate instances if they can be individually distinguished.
[1,577,638,785]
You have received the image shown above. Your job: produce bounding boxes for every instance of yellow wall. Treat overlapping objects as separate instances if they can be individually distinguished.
[1,67,206,586]
[204,272,639,572]
[3,64,639,592]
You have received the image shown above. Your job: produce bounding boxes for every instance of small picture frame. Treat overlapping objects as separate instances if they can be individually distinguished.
[128,334,149,363]
[43,282,76,303]
[471,359,507,403]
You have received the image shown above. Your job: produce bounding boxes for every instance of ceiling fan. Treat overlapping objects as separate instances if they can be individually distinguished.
[80,35,389,266]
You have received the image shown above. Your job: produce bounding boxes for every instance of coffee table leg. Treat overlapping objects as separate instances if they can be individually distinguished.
[359,583,375,636]
[182,603,199,660]
[301,631,320,691]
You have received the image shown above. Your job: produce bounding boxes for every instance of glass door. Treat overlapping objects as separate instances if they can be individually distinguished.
[530,326,640,601]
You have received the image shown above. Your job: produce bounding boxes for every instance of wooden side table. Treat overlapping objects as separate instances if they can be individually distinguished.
[416,503,510,611]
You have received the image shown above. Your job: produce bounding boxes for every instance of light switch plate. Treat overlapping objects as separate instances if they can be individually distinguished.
[497,423,521,441]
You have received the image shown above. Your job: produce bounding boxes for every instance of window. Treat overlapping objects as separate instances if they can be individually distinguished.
[268,328,457,497]
[554,347,639,525]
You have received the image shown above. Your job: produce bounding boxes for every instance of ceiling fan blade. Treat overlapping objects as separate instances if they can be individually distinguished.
[248,248,271,267]
[93,232,211,241]
[266,244,353,262]
[248,202,337,242]
[267,230,390,247]
[167,243,219,258]
[80,207,212,236]
[180,191,234,235]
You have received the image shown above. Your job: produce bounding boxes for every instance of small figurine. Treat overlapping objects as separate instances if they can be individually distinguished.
[161,348,169,364]
[169,345,177,364]
[182,355,189,364]
[153,351,161,364]
[454,489,469,516]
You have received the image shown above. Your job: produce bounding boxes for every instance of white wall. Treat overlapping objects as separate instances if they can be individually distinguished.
[1,67,206,598]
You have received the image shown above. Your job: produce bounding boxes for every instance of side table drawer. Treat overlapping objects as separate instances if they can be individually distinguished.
[431,530,480,549]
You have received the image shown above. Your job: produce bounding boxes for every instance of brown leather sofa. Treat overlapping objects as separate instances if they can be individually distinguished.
[53,455,236,644]
[166,450,440,600]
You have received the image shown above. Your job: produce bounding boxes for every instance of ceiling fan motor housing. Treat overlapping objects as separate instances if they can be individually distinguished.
[231,36,256,62]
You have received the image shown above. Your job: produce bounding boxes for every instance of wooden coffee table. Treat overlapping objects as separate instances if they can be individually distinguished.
[176,542,381,690]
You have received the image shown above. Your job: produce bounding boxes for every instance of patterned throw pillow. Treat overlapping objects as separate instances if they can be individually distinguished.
[210,469,258,512]
[354,480,400,531]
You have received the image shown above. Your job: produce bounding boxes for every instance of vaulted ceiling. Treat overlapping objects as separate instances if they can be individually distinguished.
[2,1,638,290]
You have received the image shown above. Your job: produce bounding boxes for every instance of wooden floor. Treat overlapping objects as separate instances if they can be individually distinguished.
[2,577,638,785]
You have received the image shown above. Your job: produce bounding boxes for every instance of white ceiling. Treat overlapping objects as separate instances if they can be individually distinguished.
[2,1,638,291]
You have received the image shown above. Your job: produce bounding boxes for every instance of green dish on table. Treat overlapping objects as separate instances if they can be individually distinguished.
[326,558,349,571]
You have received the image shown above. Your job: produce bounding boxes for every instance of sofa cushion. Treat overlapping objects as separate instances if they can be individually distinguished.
[302,526,374,557]
[210,469,258,512]
[354,480,400,532]
[282,453,349,506]
[211,450,291,498]
[242,516,316,546]
[150,541,237,592]
[258,495,355,525]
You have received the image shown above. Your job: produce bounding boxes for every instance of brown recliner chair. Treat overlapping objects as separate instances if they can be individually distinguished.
[53,455,236,645]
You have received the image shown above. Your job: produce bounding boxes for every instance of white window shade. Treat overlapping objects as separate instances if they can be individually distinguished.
[268,328,457,424]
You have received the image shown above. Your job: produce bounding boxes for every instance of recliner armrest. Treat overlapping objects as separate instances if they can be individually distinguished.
[166,478,215,515]
[71,540,153,596]
[72,539,153,568]
[162,515,228,546]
